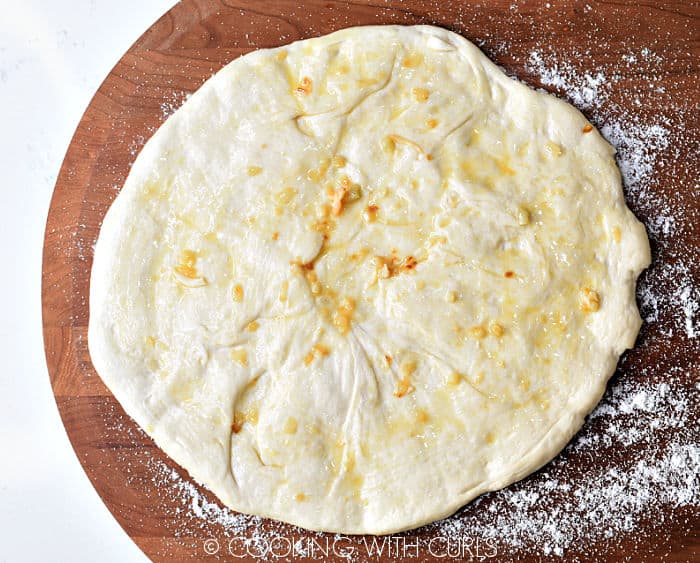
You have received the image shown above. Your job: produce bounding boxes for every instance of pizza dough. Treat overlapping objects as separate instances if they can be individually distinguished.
[88,25,650,534]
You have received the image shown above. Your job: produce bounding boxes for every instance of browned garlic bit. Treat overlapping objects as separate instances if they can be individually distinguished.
[394,376,415,398]
[305,342,331,365]
[232,283,244,302]
[231,407,258,433]
[304,269,322,296]
[374,254,420,280]
[363,204,379,223]
[328,186,348,217]
[175,250,199,279]
[447,371,462,386]
[412,87,430,102]
[307,159,330,182]
[311,217,334,237]
[394,359,417,398]
[329,176,362,217]
[402,53,423,68]
[296,76,312,95]
[342,177,362,200]
[579,288,601,313]
[517,206,531,226]
[231,412,245,434]
[374,256,391,280]
[274,187,297,205]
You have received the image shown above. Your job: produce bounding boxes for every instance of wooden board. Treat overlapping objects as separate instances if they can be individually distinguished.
[42,1,699,561]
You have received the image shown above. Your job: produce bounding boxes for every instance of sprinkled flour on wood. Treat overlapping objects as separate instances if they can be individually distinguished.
[101,23,698,562]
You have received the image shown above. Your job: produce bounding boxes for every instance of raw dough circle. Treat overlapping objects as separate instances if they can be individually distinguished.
[89,25,650,534]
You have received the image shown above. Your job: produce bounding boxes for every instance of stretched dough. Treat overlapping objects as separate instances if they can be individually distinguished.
[89,25,650,534]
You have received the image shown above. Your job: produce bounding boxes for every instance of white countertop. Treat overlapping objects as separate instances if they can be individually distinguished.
[0,1,174,561]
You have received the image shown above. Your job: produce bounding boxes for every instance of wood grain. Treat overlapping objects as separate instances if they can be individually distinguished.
[42,1,699,561]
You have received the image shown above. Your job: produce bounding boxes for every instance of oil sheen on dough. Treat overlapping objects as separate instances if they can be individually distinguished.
[88,25,651,534]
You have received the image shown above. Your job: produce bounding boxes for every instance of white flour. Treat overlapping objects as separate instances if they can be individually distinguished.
[107,33,698,561]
